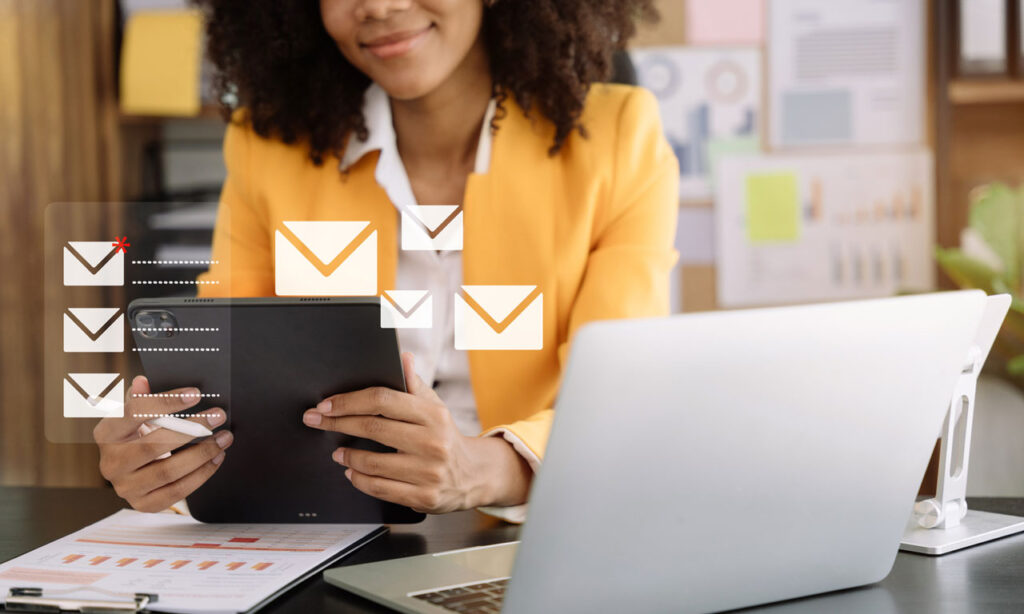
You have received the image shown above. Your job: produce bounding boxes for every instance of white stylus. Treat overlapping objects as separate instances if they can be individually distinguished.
[144,416,215,460]
[146,416,214,438]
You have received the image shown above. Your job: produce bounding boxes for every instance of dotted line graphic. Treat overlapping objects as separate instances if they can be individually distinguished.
[132,260,220,265]
[132,327,220,332]
[132,393,221,398]
[132,348,221,352]
[132,281,220,285]
[133,413,221,418]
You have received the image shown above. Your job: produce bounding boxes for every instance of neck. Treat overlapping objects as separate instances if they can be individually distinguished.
[390,36,492,172]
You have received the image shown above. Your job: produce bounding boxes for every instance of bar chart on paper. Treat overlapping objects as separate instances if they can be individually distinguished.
[0,509,382,613]
[714,149,935,307]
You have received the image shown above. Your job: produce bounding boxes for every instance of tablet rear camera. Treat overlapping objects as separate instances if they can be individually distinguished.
[135,310,178,338]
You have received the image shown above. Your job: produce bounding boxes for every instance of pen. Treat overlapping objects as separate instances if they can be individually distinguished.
[143,417,215,461]
[146,416,214,438]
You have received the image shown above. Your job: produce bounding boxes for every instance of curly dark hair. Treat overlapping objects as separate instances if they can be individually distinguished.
[194,0,657,164]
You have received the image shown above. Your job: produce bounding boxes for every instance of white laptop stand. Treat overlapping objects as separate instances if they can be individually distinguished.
[901,346,1024,555]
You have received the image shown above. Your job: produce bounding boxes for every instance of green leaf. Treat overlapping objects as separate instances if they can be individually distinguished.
[935,247,1001,293]
[967,183,1020,290]
[1007,355,1024,376]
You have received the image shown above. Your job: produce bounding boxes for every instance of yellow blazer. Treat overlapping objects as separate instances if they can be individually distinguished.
[198,83,679,462]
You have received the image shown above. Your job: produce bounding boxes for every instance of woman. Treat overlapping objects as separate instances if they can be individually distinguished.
[95,0,678,519]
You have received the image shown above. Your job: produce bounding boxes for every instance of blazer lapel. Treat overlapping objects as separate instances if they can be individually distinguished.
[317,151,399,294]
[463,101,558,426]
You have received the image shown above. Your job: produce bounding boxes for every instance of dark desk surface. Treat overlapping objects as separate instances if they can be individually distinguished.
[2,487,1023,613]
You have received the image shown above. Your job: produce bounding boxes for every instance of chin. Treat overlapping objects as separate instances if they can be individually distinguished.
[372,71,446,101]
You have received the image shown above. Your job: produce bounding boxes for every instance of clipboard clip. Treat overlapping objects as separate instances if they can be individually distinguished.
[5,587,157,613]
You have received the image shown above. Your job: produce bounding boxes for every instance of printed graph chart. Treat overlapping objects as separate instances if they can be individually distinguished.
[0,510,377,614]
[633,47,762,201]
[74,521,338,552]
[715,149,934,307]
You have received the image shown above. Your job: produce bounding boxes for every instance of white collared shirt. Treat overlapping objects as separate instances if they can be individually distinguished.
[339,84,495,437]
[339,86,532,522]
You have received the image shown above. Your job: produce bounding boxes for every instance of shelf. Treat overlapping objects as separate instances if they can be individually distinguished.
[119,103,224,125]
[949,79,1024,105]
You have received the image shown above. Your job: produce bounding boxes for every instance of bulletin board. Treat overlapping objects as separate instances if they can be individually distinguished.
[629,0,934,313]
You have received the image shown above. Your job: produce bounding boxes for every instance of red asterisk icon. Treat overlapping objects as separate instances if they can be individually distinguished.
[112,236,131,253]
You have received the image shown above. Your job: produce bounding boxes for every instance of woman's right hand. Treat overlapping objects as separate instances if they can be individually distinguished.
[93,375,233,512]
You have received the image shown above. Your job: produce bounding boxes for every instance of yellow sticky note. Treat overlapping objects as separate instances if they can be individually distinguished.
[120,10,203,116]
[745,172,800,243]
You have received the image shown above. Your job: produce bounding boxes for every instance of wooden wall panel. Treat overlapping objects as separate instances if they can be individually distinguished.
[0,0,119,486]
[941,102,1024,250]
[634,0,686,48]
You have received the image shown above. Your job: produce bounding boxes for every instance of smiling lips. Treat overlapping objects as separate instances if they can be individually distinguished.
[361,25,433,59]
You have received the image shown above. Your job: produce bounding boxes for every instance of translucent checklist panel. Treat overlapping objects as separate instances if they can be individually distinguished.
[45,202,232,444]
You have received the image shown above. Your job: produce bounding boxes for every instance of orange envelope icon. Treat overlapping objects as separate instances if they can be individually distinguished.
[274,221,378,296]
[381,290,433,329]
[454,285,543,350]
[401,205,463,251]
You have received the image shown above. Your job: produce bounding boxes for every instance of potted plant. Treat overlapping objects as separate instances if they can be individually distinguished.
[936,183,1024,379]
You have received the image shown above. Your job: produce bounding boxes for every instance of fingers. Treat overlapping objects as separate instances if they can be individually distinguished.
[345,468,437,513]
[139,408,227,442]
[94,376,204,442]
[305,413,426,452]
[127,432,233,500]
[333,447,440,485]
[310,386,434,425]
[401,352,444,404]
[401,352,425,395]
[109,426,232,478]
[131,449,228,513]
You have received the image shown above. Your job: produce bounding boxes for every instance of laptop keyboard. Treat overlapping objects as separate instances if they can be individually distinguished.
[410,578,509,613]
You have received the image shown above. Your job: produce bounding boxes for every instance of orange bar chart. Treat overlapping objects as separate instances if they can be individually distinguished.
[116,558,137,567]
[143,559,164,568]
[62,554,84,564]
[88,556,109,566]
[225,562,245,570]
[252,562,272,571]
[197,561,217,570]
[170,560,191,569]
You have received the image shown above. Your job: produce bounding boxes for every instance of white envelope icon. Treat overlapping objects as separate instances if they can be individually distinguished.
[381,290,433,329]
[64,373,124,418]
[64,308,124,353]
[401,205,463,251]
[454,285,543,350]
[275,221,378,296]
[64,241,124,286]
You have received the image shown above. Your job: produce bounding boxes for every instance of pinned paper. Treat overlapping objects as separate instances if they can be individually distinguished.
[745,172,800,243]
[685,0,765,45]
[120,10,203,116]
[631,47,761,201]
[708,136,760,190]
[716,150,935,307]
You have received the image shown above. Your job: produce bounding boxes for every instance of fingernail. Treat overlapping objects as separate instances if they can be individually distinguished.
[303,410,322,426]
[206,411,226,427]
[212,452,225,465]
[215,430,233,449]
[345,468,353,480]
[333,448,347,465]
[316,399,332,413]
[182,388,201,405]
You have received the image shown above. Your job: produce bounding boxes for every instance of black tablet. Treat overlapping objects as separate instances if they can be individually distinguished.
[128,297,425,524]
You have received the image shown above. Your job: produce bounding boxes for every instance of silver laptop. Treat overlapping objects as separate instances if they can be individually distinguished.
[325,291,1006,614]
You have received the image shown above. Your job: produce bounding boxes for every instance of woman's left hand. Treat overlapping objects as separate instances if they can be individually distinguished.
[302,353,531,514]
